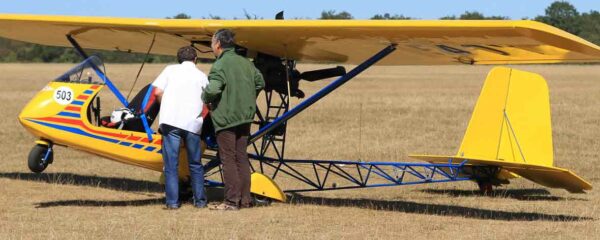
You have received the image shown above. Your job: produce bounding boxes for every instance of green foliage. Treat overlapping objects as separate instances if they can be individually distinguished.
[441,11,508,20]
[167,13,192,19]
[580,11,600,45]
[243,9,261,20]
[320,10,353,20]
[535,1,581,35]
[371,13,411,20]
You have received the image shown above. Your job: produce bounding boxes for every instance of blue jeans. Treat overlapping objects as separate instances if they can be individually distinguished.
[160,124,206,207]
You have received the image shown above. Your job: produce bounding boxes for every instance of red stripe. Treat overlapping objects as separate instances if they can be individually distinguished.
[143,88,157,113]
[127,136,141,141]
[38,117,128,139]
[77,95,89,100]
[90,85,100,89]
[65,106,81,112]
[36,117,161,145]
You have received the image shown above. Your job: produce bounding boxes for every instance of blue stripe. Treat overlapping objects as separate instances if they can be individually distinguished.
[71,101,84,106]
[57,112,80,118]
[145,146,156,152]
[140,85,154,142]
[133,144,144,149]
[119,142,132,147]
[28,120,119,143]
[83,90,93,95]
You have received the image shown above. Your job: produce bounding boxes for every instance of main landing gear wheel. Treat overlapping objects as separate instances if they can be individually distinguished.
[28,144,53,173]
[251,194,273,207]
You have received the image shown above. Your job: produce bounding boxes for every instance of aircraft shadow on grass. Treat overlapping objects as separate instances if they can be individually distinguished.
[288,193,594,222]
[0,172,164,193]
[0,172,224,208]
[0,172,594,220]
[420,188,589,202]
[34,198,164,208]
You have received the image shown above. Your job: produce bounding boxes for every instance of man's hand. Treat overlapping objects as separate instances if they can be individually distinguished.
[153,87,164,103]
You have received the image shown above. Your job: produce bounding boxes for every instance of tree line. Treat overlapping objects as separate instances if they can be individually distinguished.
[0,1,598,63]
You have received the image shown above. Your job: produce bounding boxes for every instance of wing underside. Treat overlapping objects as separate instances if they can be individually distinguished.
[1,14,600,64]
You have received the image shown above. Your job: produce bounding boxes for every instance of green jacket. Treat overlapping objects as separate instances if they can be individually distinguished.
[202,48,265,132]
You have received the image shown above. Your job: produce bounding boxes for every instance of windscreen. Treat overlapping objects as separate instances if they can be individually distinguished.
[54,56,106,84]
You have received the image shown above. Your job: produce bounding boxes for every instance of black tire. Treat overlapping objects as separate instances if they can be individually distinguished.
[28,145,52,173]
[477,181,494,195]
[252,194,273,207]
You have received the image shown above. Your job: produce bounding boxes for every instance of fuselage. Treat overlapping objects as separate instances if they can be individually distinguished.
[18,81,191,176]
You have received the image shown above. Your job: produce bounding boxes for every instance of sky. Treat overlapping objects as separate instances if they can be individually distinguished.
[0,0,598,20]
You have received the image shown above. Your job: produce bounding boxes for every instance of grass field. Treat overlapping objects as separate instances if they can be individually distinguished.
[0,63,598,239]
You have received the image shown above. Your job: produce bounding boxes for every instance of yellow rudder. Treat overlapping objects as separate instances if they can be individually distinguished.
[458,66,553,167]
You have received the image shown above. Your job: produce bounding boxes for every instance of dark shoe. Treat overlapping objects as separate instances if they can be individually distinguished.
[193,199,207,209]
[208,203,239,211]
[164,204,181,210]
[194,203,207,209]
[240,202,253,209]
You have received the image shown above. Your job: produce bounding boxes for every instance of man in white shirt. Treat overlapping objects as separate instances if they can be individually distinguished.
[152,46,209,209]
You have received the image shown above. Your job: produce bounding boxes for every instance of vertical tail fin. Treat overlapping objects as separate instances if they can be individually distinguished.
[458,66,553,167]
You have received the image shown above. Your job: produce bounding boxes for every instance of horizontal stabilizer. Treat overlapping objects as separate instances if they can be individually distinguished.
[409,155,592,193]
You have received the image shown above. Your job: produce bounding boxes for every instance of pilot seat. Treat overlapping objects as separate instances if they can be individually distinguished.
[101,84,160,132]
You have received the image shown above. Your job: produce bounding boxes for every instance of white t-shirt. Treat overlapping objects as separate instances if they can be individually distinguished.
[152,61,209,134]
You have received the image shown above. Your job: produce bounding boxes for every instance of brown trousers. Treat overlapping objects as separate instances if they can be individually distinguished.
[217,123,252,207]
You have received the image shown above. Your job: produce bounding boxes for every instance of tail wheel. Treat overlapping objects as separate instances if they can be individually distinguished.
[28,145,52,173]
[252,194,273,207]
[477,181,494,195]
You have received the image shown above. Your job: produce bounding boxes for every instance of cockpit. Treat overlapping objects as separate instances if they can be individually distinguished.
[54,56,160,135]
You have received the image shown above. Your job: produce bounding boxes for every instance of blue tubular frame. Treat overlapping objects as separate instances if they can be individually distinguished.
[245,155,471,192]
[249,44,397,143]
[140,85,155,142]
[197,44,473,193]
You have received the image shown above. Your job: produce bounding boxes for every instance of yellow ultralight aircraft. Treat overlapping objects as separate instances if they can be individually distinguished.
[0,13,597,204]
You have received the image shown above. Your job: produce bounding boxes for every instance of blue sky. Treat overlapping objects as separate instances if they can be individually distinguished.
[0,0,597,20]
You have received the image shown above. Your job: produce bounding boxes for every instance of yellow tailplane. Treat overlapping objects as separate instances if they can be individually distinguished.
[411,67,592,193]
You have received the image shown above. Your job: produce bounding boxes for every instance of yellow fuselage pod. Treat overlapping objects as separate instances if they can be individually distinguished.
[18,82,178,174]
[19,81,287,200]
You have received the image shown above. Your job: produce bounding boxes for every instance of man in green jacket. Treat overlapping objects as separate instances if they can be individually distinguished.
[202,29,265,210]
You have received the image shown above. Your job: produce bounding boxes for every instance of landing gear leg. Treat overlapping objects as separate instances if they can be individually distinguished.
[28,141,53,173]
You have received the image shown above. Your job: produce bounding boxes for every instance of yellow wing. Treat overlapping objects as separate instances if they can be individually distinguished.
[1,14,600,64]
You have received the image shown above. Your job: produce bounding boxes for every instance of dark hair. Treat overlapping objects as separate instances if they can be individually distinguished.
[214,29,236,49]
[177,46,197,63]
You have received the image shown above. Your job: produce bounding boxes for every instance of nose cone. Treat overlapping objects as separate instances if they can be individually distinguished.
[18,84,58,133]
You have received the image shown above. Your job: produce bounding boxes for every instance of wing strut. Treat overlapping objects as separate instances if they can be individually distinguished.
[66,34,130,108]
[249,44,397,143]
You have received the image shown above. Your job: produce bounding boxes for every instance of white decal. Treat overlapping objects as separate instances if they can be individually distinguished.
[53,86,74,105]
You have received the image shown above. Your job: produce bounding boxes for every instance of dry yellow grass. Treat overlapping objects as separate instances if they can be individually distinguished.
[0,63,599,239]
